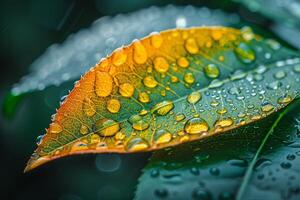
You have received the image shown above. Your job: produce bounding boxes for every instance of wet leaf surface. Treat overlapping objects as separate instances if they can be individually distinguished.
[135,99,300,200]
[25,27,300,172]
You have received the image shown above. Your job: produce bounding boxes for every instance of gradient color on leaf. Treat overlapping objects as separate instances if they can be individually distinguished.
[25,27,300,172]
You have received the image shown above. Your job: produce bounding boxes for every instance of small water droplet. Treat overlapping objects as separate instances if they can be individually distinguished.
[126,137,149,152]
[36,134,45,145]
[95,119,120,137]
[112,48,127,66]
[150,32,163,48]
[177,57,190,68]
[138,92,150,103]
[107,99,121,113]
[192,188,212,200]
[204,64,220,78]
[274,70,286,79]
[214,118,233,128]
[261,102,275,113]
[286,154,296,161]
[184,72,195,84]
[143,76,158,88]
[154,56,169,73]
[133,40,147,64]
[154,129,172,145]
[119,83,135,97]
[151,101,174,116]
[187,91,201,104]
[175,113,186,122]
[154,188,168,198]
[234,42,255,64]
[209,167,220,176]
[293,64,300,73]
[49,122,63,134]
[185,38,199,54]
[281,162,292,169]
[278,94,292,104]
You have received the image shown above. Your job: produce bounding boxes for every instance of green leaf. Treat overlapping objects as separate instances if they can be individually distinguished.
[25,26,300,172]
[135,99,300,200]
[11,5,239,96]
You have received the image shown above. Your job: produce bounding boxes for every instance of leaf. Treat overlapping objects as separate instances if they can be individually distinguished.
[234,0,300,49]
[25,26,300,172]
[11,5,239,96]
[135,99,300,200]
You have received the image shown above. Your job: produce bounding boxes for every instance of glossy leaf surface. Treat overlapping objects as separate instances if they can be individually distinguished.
[25,27,300,172]
[135,99,300,200]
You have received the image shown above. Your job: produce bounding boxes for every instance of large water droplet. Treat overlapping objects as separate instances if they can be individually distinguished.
[185,38,199,54]
[177,57,190,68]
[119,83,135,97]
[133,40,147,64]
[138,92,150,103]
[151,101,174,116]
[154,129,172,145]
[214,118,233,128]
[107,99,121,113]
[184,118,209,135]
[126,137,149,152]
[184,72,195,84]
[234,42,255,64]
[154,56,169,73]
[187,91,201,104]
[204,64,220,78]
[95,119,120,137]
[143,76,158,88]
[112,48,127,66]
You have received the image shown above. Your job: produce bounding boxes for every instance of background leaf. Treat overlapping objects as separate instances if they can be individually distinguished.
[25,27,300,172]
[11,5,240,96]
[135,99,300,200]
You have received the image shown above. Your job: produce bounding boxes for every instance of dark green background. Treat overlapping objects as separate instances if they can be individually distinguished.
[0,0,280,200]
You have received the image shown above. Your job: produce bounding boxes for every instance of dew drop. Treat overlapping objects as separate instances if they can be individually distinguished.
[175,113,186,122]
[286,154,296,161]
[261,102,274,113]
[143,76,158,88]
[234,42,255,64]
[119,83,135,97]
[138,92,150,103]
[154,129,172,145]
[49,122,62,134]
[80,125,89,135]
[204,64,220,78]
[132,119,149,131]
[133,40,147,64]
[36,135,45,145]
[95,71,113,97]
[190,167,200,175]
[154,56,169,73]
[187,91,201,104]
[278,95,292,104]
[126,137,149,152]
[115,131,126,141]
[184,118,209,135]
[209,167,220,176]
[185,38,199,54]
[83,97,96,117]
[217,108,227,114]
[150,32,163,48]
[95,119,120,137]
[214,118,233,128]
[267,81,282,90]
[154,188,168,198]
[192,188,212,200]
[294,64,300,73]
[184,72,195,84]
[112,48,127,66]
[107,99,121,113]
[228,87,241,95]
[151,101,174,116]
[281,161,292,169]
[150,169,160,177]
[274,70,286,79]
[177,57,190,68]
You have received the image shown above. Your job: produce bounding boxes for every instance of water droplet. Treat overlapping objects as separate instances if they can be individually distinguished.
[204,64,220,78]
[143,76,158,88]
[294,64,300,73]
[83,97,96,117]
[150,32,163,48]
[209,167,220,176]
[150,169,160,177]
[175,113,186,122]
[219,192,234,200]
[261,102,275,113]
[286,154,296,161]
[228,87,241,95]
[119,83,134,97]
[185,38,199,54]
[80,125,89,135]
[209,79,223,88]
[267,81,282,90]
[133,40,147,64]
[138,92,150,103]
[36,135,45,145]
[115,131,126,140]
[171,76,179,83]
[112,48,127,66]
[177,57,190,68]
[107,99,121,113]
[184,72,195,84]
[192,188,212,200]
[71,141,88,152]
[217,108,227,114]
[278,95,292,104]
[228,159,248,167]
[154,56,169,73]
[154,129,172,145]
[126,137,149,152]
[95,119,120,137]
[187,91,201,104]
[281,161,292,169]
[190,167,200,175]
[151,101,174,116]
[132,119,149,131]
[234,42,255,64]
[95,71,113,97]
[254,158,272,171]
[154,188,168,198]
[184,118,209,135]
[49,122,63,134]
[210,100,219,107]
[214,118,233,128]
[274,70,286,79]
